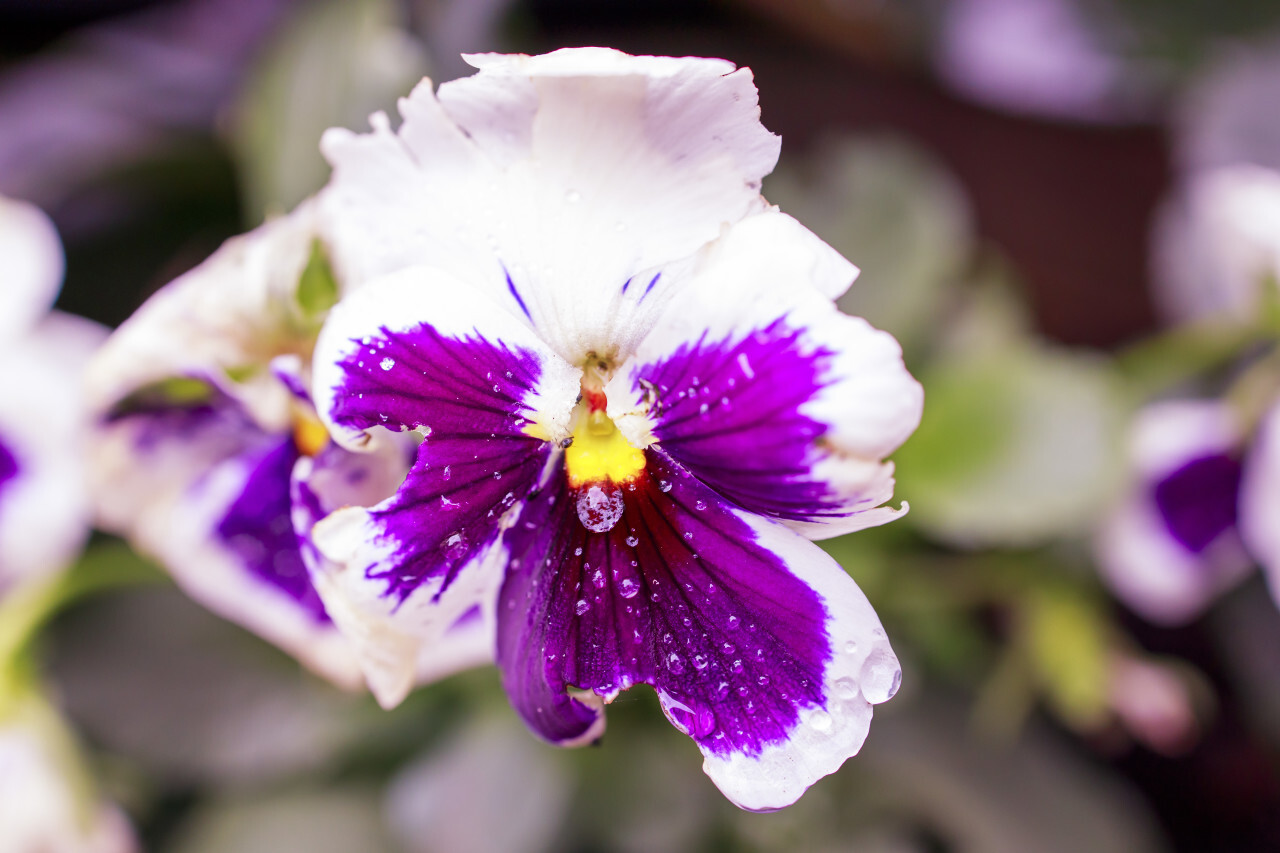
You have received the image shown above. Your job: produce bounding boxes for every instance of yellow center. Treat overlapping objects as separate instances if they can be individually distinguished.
[564,408,645,487]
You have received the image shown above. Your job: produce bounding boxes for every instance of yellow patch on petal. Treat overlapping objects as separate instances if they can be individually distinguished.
[293,412,330,457]
[565,409,645,487]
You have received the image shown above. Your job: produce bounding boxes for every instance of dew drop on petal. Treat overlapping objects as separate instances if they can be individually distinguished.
[730,659,744,674]
[444,532,468,560]
[859,647,902,704]
[667,653,685,675]
[714,681,730,701]
[807,709,833,732]
[726,615,740,631]
[575,599,591,616]
[442,465,452,481]
[592,568,605,589]
[658,480,672,493]
[694,500,706,511]
[835,677,858,701]
[693,653,709,671]
[619,578,639,599]
[576,483,625,532]
[380,357,395,371]
[844,639,858,655]
[625,534,639,547]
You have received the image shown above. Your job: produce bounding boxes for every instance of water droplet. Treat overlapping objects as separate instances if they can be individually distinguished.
[667,653,685,675]
[439,495,459,511]
[714,681,730,700]
[574,547,583,557]
[493,471,503,480]
[380,357,395,371]
[757,674,770,687]
[501,491,516,506]
[859,647,902,704]
[441,465,452,481]
[663,632,673,645]
[575,599,590,616]
[693,654,709,670]
[721,641,735,655]
[619,578,639,599]
[694,500,706,511]
[658,691,715,738]
[575,483,625,532]
[591,568,605,589]
[658,480,672,493]
[444,532,468,560]
[807,709,833,732]
[625,534,639,547]
[730,659,744,674]
[844,640,858,655]
[835,677,858,700]
[726,615,740,630]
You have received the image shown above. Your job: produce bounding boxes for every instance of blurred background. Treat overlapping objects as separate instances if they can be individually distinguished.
[4,0,1280,850]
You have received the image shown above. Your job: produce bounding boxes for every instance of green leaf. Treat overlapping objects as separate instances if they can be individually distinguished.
[296,238,340,318]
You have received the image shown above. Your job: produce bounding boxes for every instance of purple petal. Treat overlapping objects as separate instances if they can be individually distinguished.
[497,448,898,808]
[216,436,327,622]
[632,320,838,523]
[1152,453,1242,554]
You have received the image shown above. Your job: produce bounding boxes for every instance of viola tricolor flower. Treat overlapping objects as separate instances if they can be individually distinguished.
[0,194,103,597]
[1096,399,1253,624]
[87,202,489,692]
[304,49,923,810]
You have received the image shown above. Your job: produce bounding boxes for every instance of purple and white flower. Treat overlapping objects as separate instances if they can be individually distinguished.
[1240,399,1280,610]
[305,49,923,810]
[1096,399,1252,624]
[0,194,103,597]
[87,201,489,693]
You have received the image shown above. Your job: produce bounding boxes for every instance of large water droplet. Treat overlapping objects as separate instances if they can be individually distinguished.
[658,691,716,738]
[576,483,625,532]
[380,357,395,371]
[859,647,902,704]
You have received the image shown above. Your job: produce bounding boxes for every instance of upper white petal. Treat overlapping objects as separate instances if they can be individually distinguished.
[319,47,781,364]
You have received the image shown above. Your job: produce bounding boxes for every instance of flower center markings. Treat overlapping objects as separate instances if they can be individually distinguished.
[564,363,647,533]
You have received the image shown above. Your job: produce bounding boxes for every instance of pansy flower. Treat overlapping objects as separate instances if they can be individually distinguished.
[305,49,923,809]
[87,201,489,694]
[0,194,104,597]
[1096,399,1252,624]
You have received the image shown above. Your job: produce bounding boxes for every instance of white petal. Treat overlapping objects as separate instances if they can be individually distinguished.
[320,47,780,363]
[701,512,900,811]
[0,312,106,592]
[86,199,325,429]
[0,194,62,343]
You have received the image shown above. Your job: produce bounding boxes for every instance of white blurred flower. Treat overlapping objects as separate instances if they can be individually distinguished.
[0,195,104,597]
[1151,165,1280,324]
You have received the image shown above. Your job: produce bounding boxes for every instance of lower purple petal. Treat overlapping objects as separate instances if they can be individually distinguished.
[497,447,830,756]
[1152,453,1242,554]
[0,434,19,496]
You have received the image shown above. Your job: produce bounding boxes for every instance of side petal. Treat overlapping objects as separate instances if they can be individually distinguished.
[606,211,922,539]
[306,268,577,706]
[292,443,494,706]
[320,48,781,363]
[497,448,899,811]
[0,194,62,343]
[0,312,105,593]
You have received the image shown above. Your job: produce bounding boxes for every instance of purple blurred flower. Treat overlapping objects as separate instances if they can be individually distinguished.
[303,48,923,810]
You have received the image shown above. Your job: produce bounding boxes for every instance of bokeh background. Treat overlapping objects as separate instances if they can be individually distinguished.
[4,0,1280,850]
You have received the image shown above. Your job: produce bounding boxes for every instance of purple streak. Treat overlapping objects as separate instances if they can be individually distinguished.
[633,319,842,523]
